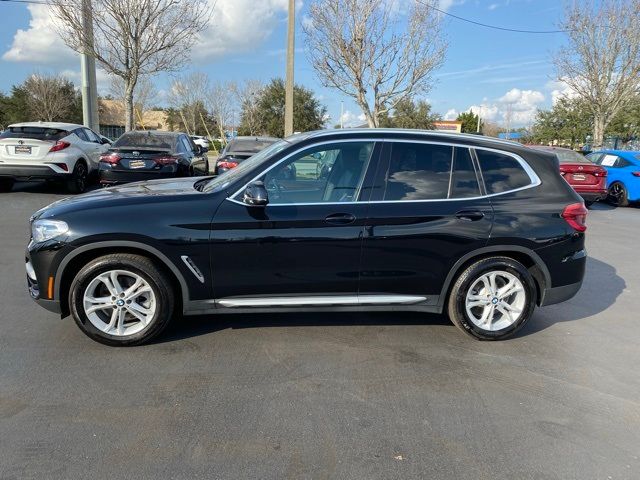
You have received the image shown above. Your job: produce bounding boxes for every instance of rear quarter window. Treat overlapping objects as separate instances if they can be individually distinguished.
[476,149,532,194]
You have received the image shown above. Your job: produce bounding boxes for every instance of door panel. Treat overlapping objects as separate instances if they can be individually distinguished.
[359,142,493,299]
[209,141,381,300]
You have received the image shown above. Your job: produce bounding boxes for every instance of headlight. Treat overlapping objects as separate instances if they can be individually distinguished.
[32,219,69,243]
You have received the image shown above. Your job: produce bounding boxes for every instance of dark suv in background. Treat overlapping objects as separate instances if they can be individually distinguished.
[26,129,587,346]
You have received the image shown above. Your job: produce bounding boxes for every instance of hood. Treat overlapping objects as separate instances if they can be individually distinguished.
[33,177,205,220]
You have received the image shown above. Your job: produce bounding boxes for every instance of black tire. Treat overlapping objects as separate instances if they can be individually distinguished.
[0,178,15,192]
[447,256,537,340]
[585,200,594,208]
[607,182,629,207]
[66,160,89,194]
[69,254,175,346]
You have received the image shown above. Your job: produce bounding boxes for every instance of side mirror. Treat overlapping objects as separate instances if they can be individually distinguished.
[243,181,269,207]
[242,180,269,207]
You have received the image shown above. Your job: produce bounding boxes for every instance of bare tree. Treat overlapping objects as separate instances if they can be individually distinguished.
[168,72,211,135]
[109,75,158,122]
[554,0,640,148]
[23,73,74,122]
[207,81,237,144]
[49,0,211,131]
[233,79,264,136]
[303,0,446,127]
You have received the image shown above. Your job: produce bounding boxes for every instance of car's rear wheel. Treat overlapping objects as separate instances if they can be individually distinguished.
[447,256,536,340]
[69,254,175,346]
[66,161,89,194]
[0,178,15,192]
[608,182,629,207]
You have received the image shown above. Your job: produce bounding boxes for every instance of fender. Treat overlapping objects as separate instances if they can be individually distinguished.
[436,245,552,312]
[54,240,191,311]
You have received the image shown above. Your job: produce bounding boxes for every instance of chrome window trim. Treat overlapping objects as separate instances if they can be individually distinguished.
[217,294,427,308]
[228,138,379,206]
[226,138,541,207]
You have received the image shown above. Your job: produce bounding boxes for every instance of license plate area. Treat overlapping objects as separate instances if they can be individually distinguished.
[572,173,587,181]
[128,160,146,169]
[15,145,32,155]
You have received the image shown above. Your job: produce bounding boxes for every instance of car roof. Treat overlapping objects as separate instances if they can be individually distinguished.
[8,121,84,130]
[231,136,280,142]
[123,130,181,137]
[527,145,573,152]
[285,128,530,153]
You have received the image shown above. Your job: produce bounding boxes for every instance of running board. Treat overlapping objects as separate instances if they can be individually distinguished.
[217,295,427,308]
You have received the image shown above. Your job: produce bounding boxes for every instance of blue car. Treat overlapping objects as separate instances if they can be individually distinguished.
[586,150,640,206]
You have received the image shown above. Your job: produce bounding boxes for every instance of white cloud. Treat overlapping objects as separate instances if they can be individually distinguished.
[546,78,578,105]
[444,108,458,120]
[194,0,293,60]
[2,4,76,66]
[467,104,500,121]
[488,3,500,10]
[339,110,366,128]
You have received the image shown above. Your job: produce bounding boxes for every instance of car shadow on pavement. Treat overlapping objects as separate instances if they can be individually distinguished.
[156,256,624,344]
[515,256,626,337]
[10,181,100,195]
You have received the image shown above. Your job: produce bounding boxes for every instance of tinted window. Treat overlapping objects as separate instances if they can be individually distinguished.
[262,142,374,204]
[598,154,621,167]
[229,139,276,154]
[450,148,480,198]
[83,128,101,143]
[383,143,453,201]
[74,128,89,141]
[0,127,67,141]
[476,149,532,194]
[113,132,176,150]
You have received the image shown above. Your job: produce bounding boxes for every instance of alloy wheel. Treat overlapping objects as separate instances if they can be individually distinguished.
[608,183,626,205]
[82,269,157,336]
[465,270,526,331]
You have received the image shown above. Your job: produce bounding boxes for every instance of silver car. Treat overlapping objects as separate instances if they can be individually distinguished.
[0,122,110,193]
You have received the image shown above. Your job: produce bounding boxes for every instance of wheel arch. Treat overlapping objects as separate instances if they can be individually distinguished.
[55,241,189,317]
[437,245,551,312]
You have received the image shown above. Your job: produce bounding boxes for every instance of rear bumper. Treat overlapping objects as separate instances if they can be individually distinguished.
[577,190,607,202]
[540,280,583,306]
[0,164,70,181]
[99,167,179,185]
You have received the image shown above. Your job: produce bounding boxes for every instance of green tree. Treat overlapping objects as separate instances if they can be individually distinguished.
[378,98,440,129]
[532,97,592,148]
[606,96,640,145]
[239,78,326,137]
[456,110,482,133]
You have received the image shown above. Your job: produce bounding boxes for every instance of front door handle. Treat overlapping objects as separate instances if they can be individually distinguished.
[455,210,485,221]
[325,213,356,225]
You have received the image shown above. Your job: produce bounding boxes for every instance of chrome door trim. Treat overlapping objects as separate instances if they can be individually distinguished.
[217,294,427,308]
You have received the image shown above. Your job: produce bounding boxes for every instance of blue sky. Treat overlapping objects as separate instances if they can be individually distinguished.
[0,0,571,127]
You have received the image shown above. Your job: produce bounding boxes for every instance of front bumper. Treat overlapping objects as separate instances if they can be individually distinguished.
[0,164,70,181]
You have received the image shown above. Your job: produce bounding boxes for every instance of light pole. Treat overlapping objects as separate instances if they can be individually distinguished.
[81,0,99,131]
[284,0,295,137]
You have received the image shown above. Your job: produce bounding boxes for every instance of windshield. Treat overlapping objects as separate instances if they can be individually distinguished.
[113,132,176,150]
[553,150,590,163]
[201,139,290,193]
[227,139,277,153]
[0,126,68,141]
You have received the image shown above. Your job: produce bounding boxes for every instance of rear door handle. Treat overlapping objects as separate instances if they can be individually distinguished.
[325,213,356,225]
[455,210,485,221]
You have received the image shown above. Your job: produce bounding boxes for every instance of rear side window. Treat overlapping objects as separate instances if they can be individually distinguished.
[384,143,453,201]
[0,127,67,141]
[476,149,532,194]
[450,148,480,198]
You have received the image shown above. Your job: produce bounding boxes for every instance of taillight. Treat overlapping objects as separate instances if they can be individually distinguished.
[154,156,179,165]
[632,172,640,177]
[561,203,588,232]
[217,161,238,169]
[100,153,121,164]
[593,168,607,177]
[49,141,70,152]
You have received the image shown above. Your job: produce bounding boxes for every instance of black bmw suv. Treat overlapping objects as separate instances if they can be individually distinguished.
[26,129,587,346]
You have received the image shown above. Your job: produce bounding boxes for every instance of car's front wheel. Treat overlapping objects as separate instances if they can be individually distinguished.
[69,254,175,346]
[447,256,536,340]
[608,182,629,207]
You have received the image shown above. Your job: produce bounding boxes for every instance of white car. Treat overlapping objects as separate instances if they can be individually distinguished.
[0,122,110,193]
[190,135,211,150]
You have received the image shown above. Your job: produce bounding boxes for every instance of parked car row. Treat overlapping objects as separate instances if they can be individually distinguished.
[0,122,210,192]
[527,145,640,208]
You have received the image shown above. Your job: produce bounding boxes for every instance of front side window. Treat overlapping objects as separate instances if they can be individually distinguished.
[261,142,374,204]
[476,149,532,194]
[383,143,453,201]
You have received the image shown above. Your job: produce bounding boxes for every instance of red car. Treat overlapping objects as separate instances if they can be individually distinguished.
[528,145,607,206]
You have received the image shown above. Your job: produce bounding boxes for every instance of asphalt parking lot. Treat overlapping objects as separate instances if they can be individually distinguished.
[1,182,639,480]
